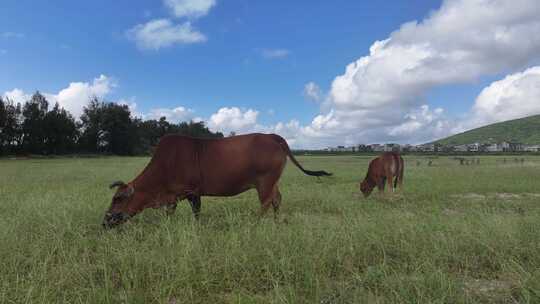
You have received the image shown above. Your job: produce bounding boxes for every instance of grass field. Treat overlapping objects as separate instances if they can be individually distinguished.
[1,155,540,303]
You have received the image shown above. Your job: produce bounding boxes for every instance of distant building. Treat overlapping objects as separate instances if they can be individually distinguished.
[454,144,468,152]
[370,144,384,152]
[357,144,371,152]
[418,144,435,152]
[384,143,400,152]
[468,143,481,152]
[483,143,502,152]
[523,145,540,152]
[505,142,523,152]
[401,144,414,152]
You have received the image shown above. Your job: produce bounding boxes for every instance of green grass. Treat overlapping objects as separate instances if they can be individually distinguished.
[1,155,540,303]
[434,114,540,145]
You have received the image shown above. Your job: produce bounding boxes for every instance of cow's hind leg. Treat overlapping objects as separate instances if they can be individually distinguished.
[256,178,282,218]
[187,195,201,219]
[271,186,282,219]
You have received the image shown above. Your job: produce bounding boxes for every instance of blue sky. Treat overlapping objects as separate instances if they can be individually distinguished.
[2,0,540,148]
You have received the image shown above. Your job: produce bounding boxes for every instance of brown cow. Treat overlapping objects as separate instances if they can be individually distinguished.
[359,152,404,198]
[103,133,331,228]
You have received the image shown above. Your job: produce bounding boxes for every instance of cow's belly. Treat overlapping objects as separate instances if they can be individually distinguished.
[202,184,255,197]
[201,173,258,197]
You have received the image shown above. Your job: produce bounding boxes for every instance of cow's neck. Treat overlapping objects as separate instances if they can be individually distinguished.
[131,158,166,194]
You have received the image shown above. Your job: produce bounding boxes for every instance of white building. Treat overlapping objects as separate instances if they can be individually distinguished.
[523,145,540,152]
[454,144,468,152]
[484,143,503,152]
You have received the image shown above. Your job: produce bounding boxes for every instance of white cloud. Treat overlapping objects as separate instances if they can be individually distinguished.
[146,106,195,123]
[53,75,115,118]
[260,49,290,59]
[118,98,143,118]
[207,107,259,133]
[303,82,322,102]
[471,66,540,127]
[274,0,540,147]
[3,75,116,119]
[3,88,31,104]
[127,0,216,50]
[387,105,454,144]
[127,19,206,50]
[164,0,216,18]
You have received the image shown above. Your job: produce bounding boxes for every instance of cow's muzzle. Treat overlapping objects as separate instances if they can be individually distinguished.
[102,212,130,229]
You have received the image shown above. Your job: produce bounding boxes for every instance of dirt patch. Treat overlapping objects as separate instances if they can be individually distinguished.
[451,193,486,200]
[495,193,521,200]
[442,208,460,216]
[463,278,517,303]
[451,192,540,201]
[494,192,540,200]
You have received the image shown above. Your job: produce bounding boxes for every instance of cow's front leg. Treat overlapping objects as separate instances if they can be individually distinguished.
[377,177,386,196]
[386,174,395,193]
[187,195,201,219]
[165,203,177,216]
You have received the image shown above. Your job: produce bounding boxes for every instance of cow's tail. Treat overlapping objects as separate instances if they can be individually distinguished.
[272,134,332,177]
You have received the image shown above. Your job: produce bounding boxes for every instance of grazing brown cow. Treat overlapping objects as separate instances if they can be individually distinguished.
[359,152,404,198]
[103,133,331,228]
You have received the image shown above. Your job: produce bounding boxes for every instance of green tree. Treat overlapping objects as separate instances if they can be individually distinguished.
[0,97,7,155]
[2,98,23,154]
[22,92,48,154]
[176,121,224,138]
[79,97,104,153]
[79,98,138,155]
[100,102,137,155]
[43,103,78,154]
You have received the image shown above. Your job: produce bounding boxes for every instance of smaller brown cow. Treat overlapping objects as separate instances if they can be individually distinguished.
[359,152,404,197]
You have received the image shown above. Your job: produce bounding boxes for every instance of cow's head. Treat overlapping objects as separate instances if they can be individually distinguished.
[103,181,139,229]
[359,179,374,198]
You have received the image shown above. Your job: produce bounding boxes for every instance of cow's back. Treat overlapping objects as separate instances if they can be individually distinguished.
[200,134,286,196]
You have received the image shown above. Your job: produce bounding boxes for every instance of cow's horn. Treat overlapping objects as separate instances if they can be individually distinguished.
[109,181,126,189]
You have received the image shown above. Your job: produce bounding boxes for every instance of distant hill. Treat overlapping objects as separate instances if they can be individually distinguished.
[433,115,540,145]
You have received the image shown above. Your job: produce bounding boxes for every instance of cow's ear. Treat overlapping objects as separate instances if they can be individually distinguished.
[110,181,126,189]
[125,185,135,197]
[113,185,135,200]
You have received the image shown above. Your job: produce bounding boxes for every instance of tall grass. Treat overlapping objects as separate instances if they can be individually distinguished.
[1,155,539,303]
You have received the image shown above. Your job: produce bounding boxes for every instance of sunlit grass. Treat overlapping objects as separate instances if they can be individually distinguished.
[1,155,540,303]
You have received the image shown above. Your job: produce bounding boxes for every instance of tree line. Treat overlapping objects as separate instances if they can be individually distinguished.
[0,92,223,156]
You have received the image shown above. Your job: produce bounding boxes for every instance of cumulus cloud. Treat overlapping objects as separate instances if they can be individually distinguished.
[303,82,322,102]
[207,107,259,134]
[471,66,540,127]
[3,75,116,118]
[164,0,216,18]
[117,98,143,118]
[276,0,540,147]
[53,75,115,118]
[127,0,216,50]
[3,88,31,104]
[260,49,290,59]
[127,19,206,50]
[146,106,195,123]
